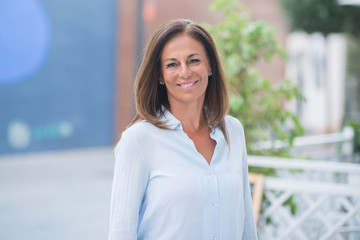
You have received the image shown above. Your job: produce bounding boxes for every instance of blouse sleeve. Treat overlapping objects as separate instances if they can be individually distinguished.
[108,130,149,240]
[240,125,258,240]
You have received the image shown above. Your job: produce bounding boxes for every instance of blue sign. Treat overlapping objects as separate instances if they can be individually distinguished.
[0,0,117,154]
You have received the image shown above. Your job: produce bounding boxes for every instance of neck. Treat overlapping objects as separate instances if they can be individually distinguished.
[168,102,207,134]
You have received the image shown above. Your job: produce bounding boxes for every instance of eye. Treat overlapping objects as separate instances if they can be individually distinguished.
[166,62,177,68]
[189,59,200,64]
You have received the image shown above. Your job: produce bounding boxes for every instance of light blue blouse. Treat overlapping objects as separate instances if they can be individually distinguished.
[109,109,258,240]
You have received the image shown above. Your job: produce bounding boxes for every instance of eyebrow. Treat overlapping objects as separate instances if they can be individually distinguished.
[163,53,200,62]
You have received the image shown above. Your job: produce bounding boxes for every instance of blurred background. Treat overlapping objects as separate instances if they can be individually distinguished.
[0,0,359,239]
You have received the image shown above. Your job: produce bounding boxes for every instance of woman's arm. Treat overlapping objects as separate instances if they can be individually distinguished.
[240,125,258,240]
[241,154,258,240]
[109,130,149,240]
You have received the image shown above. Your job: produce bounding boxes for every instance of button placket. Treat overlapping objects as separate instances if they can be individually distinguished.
[208,165,220,240]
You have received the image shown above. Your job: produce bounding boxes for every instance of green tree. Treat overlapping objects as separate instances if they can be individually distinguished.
[205,0,304,157]
[280,0,360,36]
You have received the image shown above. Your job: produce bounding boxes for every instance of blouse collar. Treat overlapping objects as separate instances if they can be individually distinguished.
[157,106,218,136]
[157,106,182,130]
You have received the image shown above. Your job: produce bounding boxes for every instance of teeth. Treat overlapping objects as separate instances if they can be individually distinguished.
[180,82,195,87]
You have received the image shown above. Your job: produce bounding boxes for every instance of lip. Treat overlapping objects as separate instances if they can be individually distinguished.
[178,80,198,89]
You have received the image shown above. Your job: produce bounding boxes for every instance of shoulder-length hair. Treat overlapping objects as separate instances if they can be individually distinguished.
[130,19,229,142]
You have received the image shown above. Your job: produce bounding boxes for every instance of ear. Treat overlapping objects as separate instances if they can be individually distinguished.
[159,75,165,85]
[208,66,212,76]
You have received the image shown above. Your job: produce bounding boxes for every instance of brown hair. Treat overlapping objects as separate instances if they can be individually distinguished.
[129,19,229,142]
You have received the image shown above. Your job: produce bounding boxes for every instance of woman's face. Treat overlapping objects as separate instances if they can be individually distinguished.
[161,33,211,109]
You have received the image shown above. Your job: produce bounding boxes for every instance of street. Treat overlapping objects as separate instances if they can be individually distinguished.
[0,147,114,240]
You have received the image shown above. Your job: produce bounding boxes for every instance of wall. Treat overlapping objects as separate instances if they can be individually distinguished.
[0,0,117,154]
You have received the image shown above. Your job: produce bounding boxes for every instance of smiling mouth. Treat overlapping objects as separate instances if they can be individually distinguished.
[178,81,198,88]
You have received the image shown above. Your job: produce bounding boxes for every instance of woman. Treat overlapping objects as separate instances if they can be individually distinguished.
[109,19,257,240]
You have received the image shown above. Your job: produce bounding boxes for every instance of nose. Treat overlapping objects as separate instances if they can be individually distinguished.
[179,64,191,79]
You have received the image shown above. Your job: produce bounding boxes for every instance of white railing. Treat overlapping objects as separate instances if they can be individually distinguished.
[251,126,356,162]
[291,127,355,162]
[248,156,360,240]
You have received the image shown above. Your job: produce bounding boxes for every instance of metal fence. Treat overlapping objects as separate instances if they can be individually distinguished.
[248,156,360,240]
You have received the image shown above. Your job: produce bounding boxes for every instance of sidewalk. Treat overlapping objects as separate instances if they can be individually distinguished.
[0,147,114,240]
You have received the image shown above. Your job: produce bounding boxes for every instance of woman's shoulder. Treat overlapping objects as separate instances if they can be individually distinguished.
[114,120,156,153]
[224,115,244,132]
[122,120,157,139]
[224,115,247,150]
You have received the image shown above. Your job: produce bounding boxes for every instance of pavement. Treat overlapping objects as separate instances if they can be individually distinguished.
[0,147,114,240]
